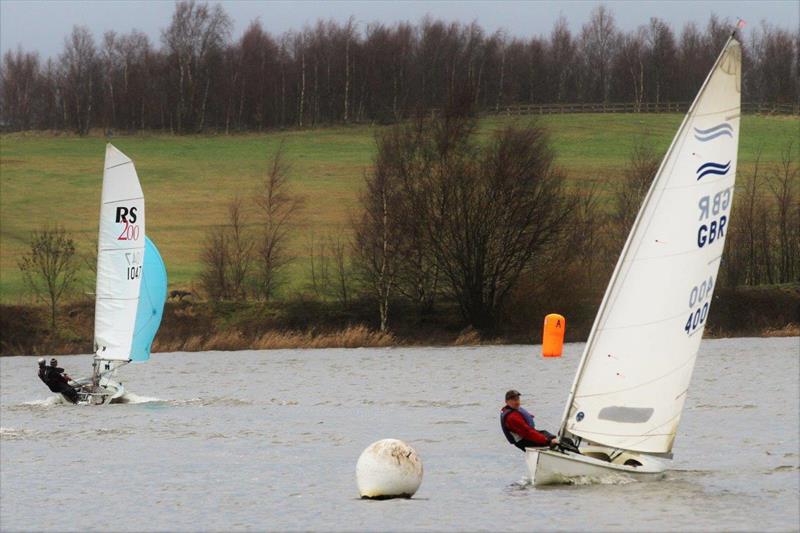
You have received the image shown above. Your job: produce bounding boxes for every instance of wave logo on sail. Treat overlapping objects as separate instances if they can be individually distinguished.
[694,122,733,142]
[696,160,731,181]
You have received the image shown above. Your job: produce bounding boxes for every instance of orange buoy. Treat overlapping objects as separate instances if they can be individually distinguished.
[542,313,566,358]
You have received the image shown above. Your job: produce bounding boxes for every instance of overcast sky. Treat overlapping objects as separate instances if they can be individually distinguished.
[1,0,798,59]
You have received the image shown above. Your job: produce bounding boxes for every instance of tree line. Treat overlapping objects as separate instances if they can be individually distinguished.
[194,108,799,334]
[16,117,798,335]
[1,2,798,134]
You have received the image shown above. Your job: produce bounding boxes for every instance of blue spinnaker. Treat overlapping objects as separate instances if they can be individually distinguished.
[130,237,167,362]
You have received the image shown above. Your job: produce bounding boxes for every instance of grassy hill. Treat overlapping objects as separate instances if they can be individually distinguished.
[1,113,797,302]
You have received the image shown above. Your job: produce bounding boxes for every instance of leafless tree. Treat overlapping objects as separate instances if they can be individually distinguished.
[579,5,618,102]
[2,10,798,132]
[162,0,231,132]
[724,151,764,286]
[60,26,98,134]
[645,18,677,105]
[612,29,646,110]
[610,139,661,252]
[0,48,41,130]
[768,142,800,282]
[199,225,229,300]
[198,197,252,300]
[18,227,80,329]
[253,141,302,300]
[365,113,570,330]
[226,198,254,299]
[353,159,403,330]
[307,232,331,299]
[328,232,352,307]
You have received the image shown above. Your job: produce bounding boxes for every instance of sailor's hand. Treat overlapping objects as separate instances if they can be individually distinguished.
[549,437,559,447]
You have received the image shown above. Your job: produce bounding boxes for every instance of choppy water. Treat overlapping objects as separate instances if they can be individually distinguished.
[1,337,798,532]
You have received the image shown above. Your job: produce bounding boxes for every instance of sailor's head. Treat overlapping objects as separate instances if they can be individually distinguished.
[50,358,58,367]
[505,389,521,409]
[38,358,45,366]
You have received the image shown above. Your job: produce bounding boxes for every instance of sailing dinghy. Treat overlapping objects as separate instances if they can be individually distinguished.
[71,144,167,405]
[528,33,742,485]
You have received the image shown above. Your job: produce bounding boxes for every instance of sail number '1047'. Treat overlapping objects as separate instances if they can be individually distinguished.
[697,186,732,248]
[685,275,714,335]
[125,250,142,281]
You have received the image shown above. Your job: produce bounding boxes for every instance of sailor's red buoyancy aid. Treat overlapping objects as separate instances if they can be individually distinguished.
[500,405,537,449]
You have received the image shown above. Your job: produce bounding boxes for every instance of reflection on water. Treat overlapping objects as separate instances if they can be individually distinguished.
[1,338,798,531]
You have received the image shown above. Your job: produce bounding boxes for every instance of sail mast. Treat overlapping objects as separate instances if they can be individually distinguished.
[557,32,741,443]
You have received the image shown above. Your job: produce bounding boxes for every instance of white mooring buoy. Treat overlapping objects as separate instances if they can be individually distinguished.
[356,439,423,499]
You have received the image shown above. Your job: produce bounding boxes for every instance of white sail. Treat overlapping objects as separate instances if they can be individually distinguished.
[93,144,146,360]
[559,38,742,453]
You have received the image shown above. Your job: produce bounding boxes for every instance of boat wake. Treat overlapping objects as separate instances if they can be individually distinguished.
[11,391,164,408]
[20,395,67,407]
[510,472,640,491]
[560,474,639,486]
[169,397,254,407]
[112,391,164,404]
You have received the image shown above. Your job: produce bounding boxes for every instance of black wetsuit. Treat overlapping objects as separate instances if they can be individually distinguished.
[40,366,79,404]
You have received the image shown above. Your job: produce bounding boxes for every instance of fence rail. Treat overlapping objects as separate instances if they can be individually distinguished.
[475,101,799,116]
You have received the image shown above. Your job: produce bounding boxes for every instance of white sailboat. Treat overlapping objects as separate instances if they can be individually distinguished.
[528,33,742,485]
[71,144,168,405]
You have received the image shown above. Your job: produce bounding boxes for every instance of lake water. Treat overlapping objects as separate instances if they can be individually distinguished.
[1,337,798,532]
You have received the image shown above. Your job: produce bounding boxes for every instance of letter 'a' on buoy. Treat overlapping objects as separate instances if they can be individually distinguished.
[356,439,423,499]
[542,313,566,358]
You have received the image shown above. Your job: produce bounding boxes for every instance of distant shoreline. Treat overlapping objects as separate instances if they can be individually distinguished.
[2,285,797,356]
[1,326,797,357]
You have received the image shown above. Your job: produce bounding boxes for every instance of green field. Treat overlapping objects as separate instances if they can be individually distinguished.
[1,114,797,302]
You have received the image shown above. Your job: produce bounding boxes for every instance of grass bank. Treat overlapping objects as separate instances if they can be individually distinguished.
[1,113,797,302]
[1,284,796,356]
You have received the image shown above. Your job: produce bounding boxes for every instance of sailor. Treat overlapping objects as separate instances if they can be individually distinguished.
[39,358,79,404]
[500,389,558,450]
[37,358,47,381]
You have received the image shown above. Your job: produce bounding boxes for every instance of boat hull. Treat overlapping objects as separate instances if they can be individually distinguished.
[526,447,666,486]
[73,376,126,405]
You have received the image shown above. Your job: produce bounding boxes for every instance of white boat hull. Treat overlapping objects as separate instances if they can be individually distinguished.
[72,375,126,405]
[526,447,666,486]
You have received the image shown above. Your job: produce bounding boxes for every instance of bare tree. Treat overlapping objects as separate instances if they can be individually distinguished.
[253,141,302,300]
[199,225,229,300]
[307,232,331,299]
[198,197,253,300]
[724,151,764,286]
[644,18,677,105]
[162,0,231,132]
[578,5,618,102]
[610,139,661,250]
[226,198,254,299]
[768,142,800,282]
[612,29,646,109]
[3,11,800,133]
[548,16,578,103]
[0,48,41,130]
[328,232,352,307]
[368,114,571,330]
[60,26,98,134]
[354,161,402,330]
[18,227,80,329]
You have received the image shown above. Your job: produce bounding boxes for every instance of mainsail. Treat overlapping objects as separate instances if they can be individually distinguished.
[94,144,159,361]
[559,37,742,453]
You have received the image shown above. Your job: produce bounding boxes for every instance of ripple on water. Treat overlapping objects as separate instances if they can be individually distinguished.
[0,338,797,532]
[0,427,36,440]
